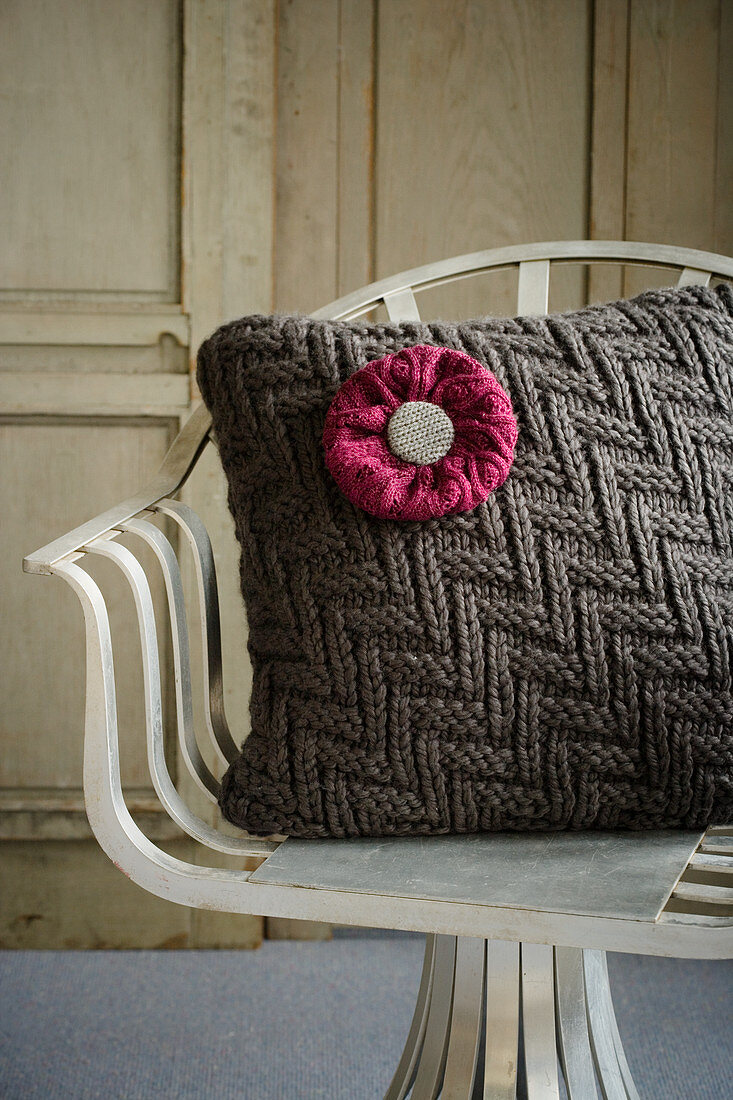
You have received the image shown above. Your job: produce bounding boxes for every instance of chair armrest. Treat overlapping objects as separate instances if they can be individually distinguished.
[23,403,212,575]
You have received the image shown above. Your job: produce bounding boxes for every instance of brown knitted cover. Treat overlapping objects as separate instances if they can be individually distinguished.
[197,285,733,838]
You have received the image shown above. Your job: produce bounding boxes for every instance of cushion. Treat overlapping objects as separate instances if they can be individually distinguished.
[197,284,733,838]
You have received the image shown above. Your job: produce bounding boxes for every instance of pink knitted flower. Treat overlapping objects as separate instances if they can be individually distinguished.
[322,344,518,520]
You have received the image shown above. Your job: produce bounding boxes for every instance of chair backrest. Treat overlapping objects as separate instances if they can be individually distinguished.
[313,240,733,322]
[22,241,733,907]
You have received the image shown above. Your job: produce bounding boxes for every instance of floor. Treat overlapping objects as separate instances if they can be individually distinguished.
[0,931,731,1099]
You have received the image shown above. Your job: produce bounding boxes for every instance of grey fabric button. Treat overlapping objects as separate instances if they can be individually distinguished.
[387,400,455,465]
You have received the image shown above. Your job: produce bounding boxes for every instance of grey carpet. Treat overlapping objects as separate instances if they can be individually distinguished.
[0,933,730,1099]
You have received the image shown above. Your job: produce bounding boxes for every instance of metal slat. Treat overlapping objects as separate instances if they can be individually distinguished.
[383,935,437,1100]
[700,837,733,857]
[554,947,598,1099]
[53,558,276,863]
[672,882,733,907]
[409,936,456,1100]
[690,853,733,872]
[153,499,240,767]
[584,950,639,1100]
[440,937,485,1098]
[685,854,733,888]
[83,539,264,857]
[484,940,520,1100]
[383,287,421,322]
[517,260,550,315]
[119,517,220,801]
[677,267,712,287]
[521,943,561,1099]
[657,911,733,928]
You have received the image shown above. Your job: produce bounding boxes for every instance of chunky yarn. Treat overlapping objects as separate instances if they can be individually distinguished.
[197,285,733,839]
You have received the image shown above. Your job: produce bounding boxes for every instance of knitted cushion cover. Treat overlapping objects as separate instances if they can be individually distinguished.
[197,284,733,839]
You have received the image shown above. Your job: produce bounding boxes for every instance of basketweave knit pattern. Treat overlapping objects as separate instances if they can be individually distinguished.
[197,285,733,838]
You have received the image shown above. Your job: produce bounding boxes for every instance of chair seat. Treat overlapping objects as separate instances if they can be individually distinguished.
[251,829,704,923]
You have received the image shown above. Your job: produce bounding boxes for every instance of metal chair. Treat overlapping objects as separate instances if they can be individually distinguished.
[25,242,733,1099]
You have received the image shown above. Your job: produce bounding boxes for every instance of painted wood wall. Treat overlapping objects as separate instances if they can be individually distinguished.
[1,0,731,947]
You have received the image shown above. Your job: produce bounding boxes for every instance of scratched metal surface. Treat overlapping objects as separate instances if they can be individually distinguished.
[251,830,704,921]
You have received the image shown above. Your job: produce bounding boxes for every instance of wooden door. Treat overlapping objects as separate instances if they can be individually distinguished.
[0,0,272,948]
[2,0,730,947]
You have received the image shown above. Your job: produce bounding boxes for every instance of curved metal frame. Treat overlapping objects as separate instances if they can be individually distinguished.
[381,937,648,1099]
[24,241,733,1097]
[310,239,732,322]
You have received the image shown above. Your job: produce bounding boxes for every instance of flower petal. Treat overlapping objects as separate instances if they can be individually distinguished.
[323,344,518,520]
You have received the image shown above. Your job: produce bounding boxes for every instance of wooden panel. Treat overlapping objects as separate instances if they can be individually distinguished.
[0,310,189,347]
[337,0,376,296]
[0,840,262,948]
[0,0,181,298]
[0,372,189,416]
[182,0,276,761]
[274,0,340,311]
[375,0,592,318]
[273,0,376,311]
[179,1,275,949]
[715,0,733,252]
[269,0,375,939]
[588,0,630,303]
[0,308,187,345]
[266,916,333,941]
[0,789,183,841]
[0,0,267,949]
[182,0,276,347]
[4,0,729,951]
[0,841,191,949]
[1,419,175,789]
[624,0,723,294]
[0,341,188,376]
[220,0,278,322]
[268,0,362,938]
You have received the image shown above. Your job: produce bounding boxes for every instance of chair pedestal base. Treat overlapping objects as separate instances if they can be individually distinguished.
[384,935,639,1100]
